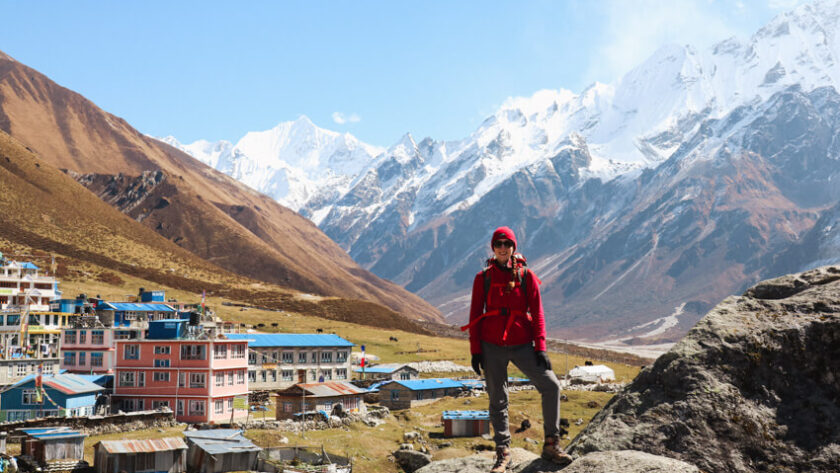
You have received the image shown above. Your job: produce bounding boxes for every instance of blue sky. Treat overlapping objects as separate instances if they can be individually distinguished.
[0,0,803,147]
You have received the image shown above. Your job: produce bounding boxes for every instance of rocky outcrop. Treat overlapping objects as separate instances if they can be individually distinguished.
[568,265,840,473]
[415,448,698,473]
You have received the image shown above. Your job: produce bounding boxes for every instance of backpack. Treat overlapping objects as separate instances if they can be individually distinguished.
[483,253,530,311]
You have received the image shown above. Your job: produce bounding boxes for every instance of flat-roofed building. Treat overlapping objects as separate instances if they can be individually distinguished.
[225,333,353,390]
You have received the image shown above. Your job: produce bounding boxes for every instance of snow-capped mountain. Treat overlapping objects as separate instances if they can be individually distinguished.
[161,116,384,211]
[165,0,840,346]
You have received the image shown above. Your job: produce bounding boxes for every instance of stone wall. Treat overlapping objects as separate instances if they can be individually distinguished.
[0,409,178,435]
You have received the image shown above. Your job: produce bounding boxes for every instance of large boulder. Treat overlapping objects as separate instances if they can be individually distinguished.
[415,448,697,473]
[568,265,840,473]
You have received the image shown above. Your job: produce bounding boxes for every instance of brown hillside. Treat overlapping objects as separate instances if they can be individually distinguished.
[0,50,441,322]
[0,130,433,334]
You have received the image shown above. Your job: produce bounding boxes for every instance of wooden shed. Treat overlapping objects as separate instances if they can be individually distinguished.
[93,437,187,473]
[184,429,261,473]
[442,410,491,437]
[19,427,86,461]
[275,381,367,420]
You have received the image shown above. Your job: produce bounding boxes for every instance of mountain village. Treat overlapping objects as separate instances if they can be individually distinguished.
[0,253,626,473]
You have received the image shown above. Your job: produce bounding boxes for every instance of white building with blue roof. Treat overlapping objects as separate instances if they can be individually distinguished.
[0,372,104,421]
[224,333,353,390]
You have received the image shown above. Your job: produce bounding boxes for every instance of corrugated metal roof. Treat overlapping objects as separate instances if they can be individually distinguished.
[43,373,106,395]
[30,431,87,440]
[20,262,39,270]
[225,333,353,347]
[353,363,412,374]
[100,302,176,312]
[279,381,367,397]
[8,373,105,395]
[389,378,464,391]
[96,437,187,454]
[442,410,490,420]
[184,429,261,455]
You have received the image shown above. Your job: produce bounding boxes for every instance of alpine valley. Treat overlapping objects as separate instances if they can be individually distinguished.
[167,1,840,349]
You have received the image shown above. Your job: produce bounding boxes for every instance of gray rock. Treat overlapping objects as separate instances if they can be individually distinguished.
[551,451,699,473]
[568,265,840,473]
[393,449,432,473]
[417,448,537,473]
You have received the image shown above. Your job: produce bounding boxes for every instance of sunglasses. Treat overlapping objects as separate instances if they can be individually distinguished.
[493,240,514,249]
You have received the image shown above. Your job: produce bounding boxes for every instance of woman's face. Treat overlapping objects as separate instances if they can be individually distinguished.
[493,239,514,265]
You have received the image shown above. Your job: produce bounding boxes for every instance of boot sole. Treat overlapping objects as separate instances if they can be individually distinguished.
[541,453,573,466]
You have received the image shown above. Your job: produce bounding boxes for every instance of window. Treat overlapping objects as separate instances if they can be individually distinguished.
[177,400,184,416]
[16,364,27,376]
[248,371,256,382]
[214,344,227,359]
[284,402,294,412]
[78,352,86,366]
[121,399,139,411]
[64,330,76,344]
[152,400,170,409]
[231,344,245,359]
[79,330,87,344]
[237,371,245,384]
[227,398,233,410]
[189,400,205,415]
[22,389,38,404]
[337,351,348,362]
[216,373,224,387]
[270,370,277,382]
[181,344,206,360]
[336,368,347,380]
[179,372,186,387]
[43,364,54,374]
[271,351,279,363]
[124,344,139,360]
[417,391,425,400]
[260,371,266,382]
[154,359,170,367]
[282,352,293,364]
[215,400,224,414]
[138,372,145,387]
[189,372,206,388]
[227,372,234,385]
[154,372,170,382]
[248,351,257,364]
[119,371,135,387]
[298,351,307,363]
[390,390,399,401]
[63,352,76,366]
[321,351,333,363]
[154,345,171,355]
[320,369,332,380]
[282,369,294,381]
[309,369,316,381]
[91,330,104,344]
[311,352,318,363]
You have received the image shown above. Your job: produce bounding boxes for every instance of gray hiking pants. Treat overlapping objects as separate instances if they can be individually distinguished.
[482,341,562,447]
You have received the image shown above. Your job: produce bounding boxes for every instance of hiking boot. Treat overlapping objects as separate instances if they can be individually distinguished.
[490,445,512,473]
[542,436,573,466]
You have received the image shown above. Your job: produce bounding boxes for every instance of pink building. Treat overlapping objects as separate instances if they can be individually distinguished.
[60,326,142,374]
[112,319,249,424]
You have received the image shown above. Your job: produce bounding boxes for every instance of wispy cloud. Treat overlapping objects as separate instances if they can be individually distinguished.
[332,112,361,125]
[584,0,746,85]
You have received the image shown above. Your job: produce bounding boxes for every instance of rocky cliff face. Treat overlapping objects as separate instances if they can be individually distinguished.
[567,265,840,473]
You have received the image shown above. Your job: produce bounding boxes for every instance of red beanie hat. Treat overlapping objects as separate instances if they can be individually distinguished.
[491,226,517,250]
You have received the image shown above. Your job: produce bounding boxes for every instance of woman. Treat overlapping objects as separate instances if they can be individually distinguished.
[463,226,573,471]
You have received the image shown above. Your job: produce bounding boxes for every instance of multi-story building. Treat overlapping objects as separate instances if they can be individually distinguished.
[112,319,249,423]
[0,257,60,312]
[224,333,353,390]
[59,315,144,375]
[0,311,70,387]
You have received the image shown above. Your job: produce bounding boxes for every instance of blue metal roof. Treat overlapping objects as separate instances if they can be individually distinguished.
[459,379,486,389]
[442,410,490,420]
[225,333,353,347]
[183,429,261,455]
[389,378,464,391]
[100,302,176,312]
[8,373,105,395]
[20,262,39,270]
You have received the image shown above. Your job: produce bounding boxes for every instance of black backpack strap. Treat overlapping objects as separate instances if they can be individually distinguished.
[483,266,492,312]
